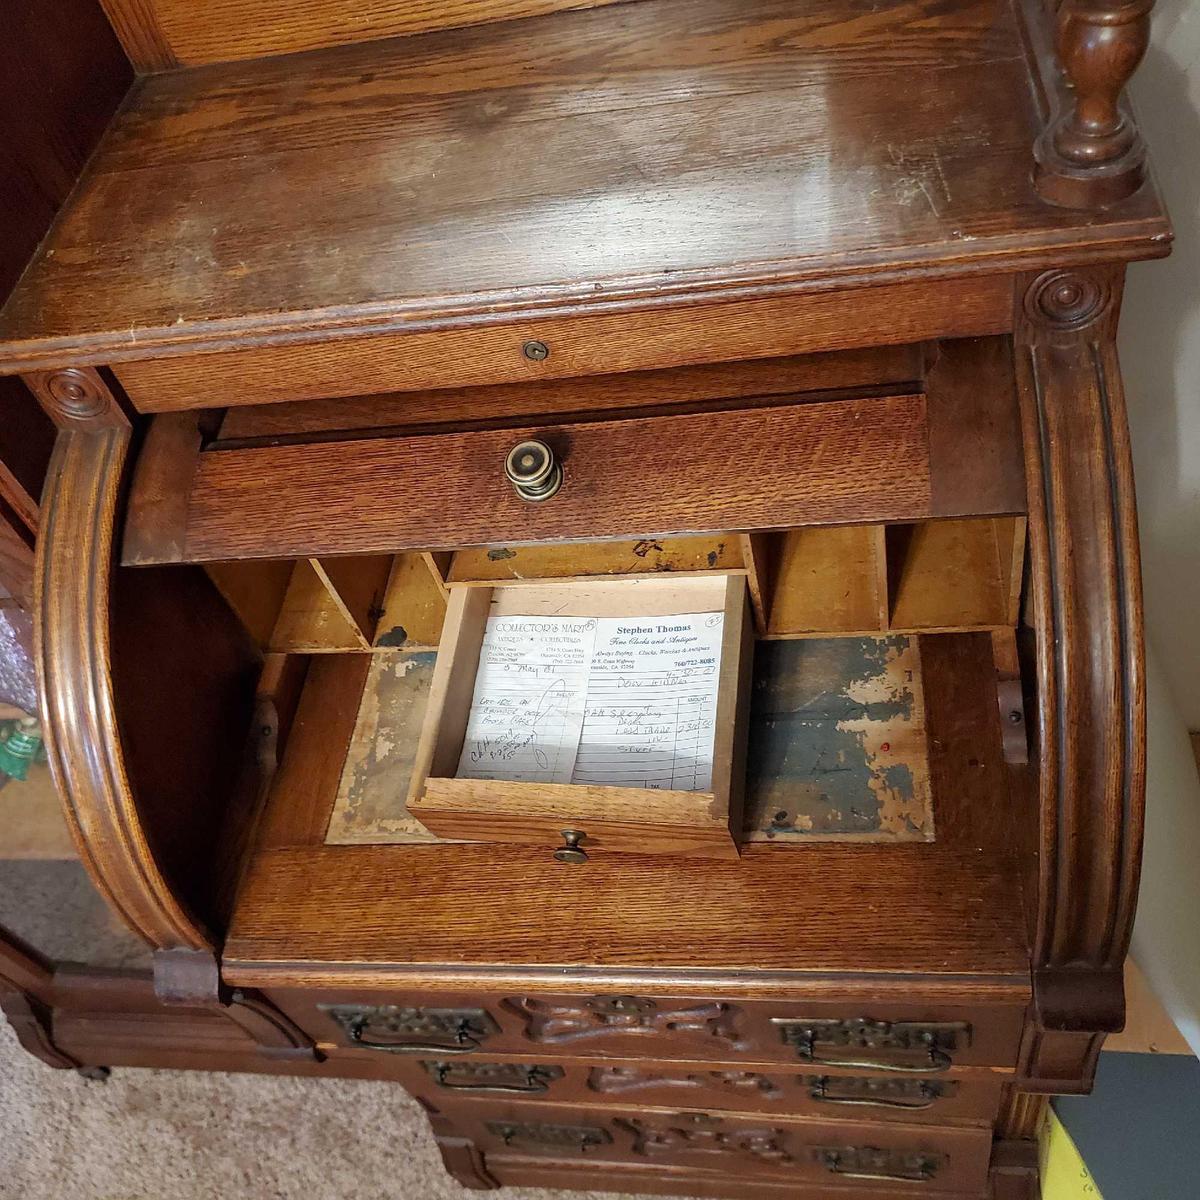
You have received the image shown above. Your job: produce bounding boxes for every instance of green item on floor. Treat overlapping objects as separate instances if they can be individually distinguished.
[0,718,44,782]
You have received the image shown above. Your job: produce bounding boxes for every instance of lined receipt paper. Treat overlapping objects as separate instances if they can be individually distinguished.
[457,612,724,791]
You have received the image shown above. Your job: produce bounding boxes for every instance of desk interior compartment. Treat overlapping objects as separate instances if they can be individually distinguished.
[407,575,752,860]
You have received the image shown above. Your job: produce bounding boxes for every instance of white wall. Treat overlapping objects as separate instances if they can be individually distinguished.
[1120,0,1200,1054]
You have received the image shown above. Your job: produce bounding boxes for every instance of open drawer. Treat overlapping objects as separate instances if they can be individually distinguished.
[407,575,752,860]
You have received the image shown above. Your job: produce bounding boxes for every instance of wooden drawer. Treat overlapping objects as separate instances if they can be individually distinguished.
[123,391,932,564]
[435,1098,992,1194]
[273,988,1023,1070]
[406,574,752,858]
[380,1054,1004,1125]
[485,1156,994,1200]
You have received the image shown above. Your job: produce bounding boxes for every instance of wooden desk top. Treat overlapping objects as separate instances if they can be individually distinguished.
[0,0,1170,373]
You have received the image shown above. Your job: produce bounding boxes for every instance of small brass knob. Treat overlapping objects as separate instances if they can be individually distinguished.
[553,829,588,865]
[505,439,562,502]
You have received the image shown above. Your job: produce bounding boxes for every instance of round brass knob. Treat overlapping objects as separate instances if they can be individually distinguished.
[553,829,588,865]
[504,439,562,502]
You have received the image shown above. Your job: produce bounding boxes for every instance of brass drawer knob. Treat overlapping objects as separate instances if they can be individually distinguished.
[554,829,588,864]
[505,439,562,502]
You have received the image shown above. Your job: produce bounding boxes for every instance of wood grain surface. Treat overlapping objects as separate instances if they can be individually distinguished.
[109,279,1007,411]
[226,633,1027,981]
[215,348,924,444]
[102,0,629,68]
[132,394,933,563]
[35,428,211,950]
[0,0,1169,373]
[1013,265,1147,1091]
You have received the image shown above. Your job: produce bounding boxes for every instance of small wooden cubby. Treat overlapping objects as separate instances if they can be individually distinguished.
[742,516,1026,639]
[208,514,1027,861]
[206,551,450,654]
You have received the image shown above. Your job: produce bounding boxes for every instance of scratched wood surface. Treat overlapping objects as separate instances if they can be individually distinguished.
[326,634,931,845]
[744,636,932,843]
[0,0,1168,371]
[325,651,445,844]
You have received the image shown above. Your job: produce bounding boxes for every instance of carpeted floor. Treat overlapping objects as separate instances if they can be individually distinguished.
[0,1017,689,1200]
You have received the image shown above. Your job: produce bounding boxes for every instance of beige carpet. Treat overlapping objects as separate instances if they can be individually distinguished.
[0,1018,695,1200]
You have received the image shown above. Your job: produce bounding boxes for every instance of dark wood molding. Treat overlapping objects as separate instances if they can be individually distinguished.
[23,368,130,431]
[35,426,214,952]
[1013,264,1145,1088]
[0,979,80,1070]
[426,1107,501,1191]
[990,1138,1041,1200]
[0,932,78,1069]
[154,948,320,1062]
[1028,0,1155,208]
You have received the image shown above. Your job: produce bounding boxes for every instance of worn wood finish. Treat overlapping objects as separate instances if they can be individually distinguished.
[446,537,745,587]
[215,348,925,445]
[122,411,206,563]
[102,0,631,68]
[225,633,1027,987]
[1013,265,1145,1091]
[256,656,373,850]
[127,394,932,563]
[228,838,1029,987]
[0,0,1170,378]
[373,554,447,649]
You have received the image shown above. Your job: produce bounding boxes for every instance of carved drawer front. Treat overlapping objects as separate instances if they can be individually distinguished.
[444,1100,991,1193]
[579,1065,1003,1124]
[409,1058,1003,1124]
[287,990,1022,1070]
[507,995,1020,1069]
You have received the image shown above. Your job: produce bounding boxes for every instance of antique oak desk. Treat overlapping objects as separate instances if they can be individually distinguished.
[0,0,1169,1196]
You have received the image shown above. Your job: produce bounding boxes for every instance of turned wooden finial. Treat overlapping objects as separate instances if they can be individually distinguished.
[1035,0,1155,208]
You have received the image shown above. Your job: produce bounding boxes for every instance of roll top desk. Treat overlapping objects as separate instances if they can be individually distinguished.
[0,1,1169,1197]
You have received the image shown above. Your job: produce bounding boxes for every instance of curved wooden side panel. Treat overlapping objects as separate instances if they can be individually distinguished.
[35,427,213,952]
[1014,266,1145,1091]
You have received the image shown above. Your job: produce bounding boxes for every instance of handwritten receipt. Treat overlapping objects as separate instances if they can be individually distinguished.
[457,611,724,792]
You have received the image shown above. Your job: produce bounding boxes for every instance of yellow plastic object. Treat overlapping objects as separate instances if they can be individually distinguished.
[1039,1106,1103,1199]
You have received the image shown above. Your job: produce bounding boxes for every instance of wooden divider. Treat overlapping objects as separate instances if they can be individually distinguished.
[205,519,1026,654]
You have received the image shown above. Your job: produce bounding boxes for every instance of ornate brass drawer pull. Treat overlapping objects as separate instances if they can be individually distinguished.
[422,1060,564,1095]
[818,1147,944,1183]
[772,1018,969,1074]
[487,1120,611,1153]
[807,1075,951,1111]
[319,1004,498,1054]
[504,439,562,502]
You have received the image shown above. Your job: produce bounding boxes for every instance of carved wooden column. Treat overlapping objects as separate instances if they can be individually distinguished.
[1013,266,1145,1091]
[1034,0,1155,207]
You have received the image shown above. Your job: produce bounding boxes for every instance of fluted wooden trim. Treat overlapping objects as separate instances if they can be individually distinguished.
[35,427,213,952]
[1014,265,1145,1089]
